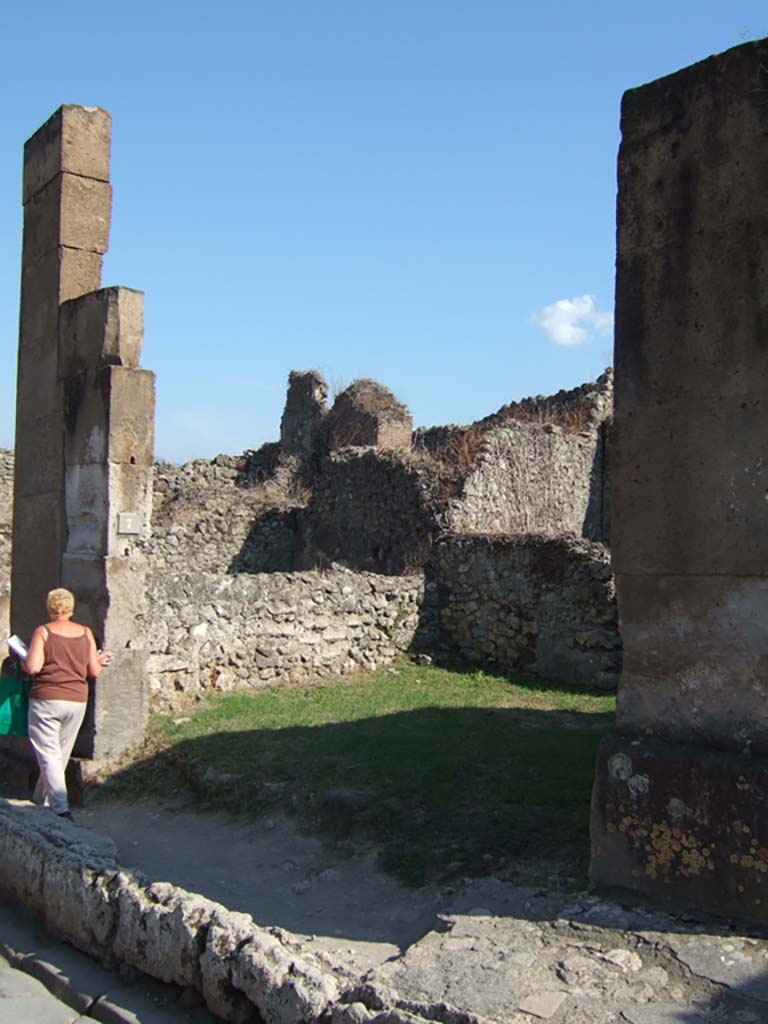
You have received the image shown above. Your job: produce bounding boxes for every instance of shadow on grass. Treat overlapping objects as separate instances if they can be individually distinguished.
[101,703,613,888]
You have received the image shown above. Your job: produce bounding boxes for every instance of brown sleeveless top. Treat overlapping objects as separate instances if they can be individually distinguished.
[29,630,91,703]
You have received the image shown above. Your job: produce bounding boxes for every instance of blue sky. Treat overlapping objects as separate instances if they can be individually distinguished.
[0,3,765,463]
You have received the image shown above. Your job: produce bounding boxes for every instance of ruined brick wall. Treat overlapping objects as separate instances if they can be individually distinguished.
[414,370,612,452]
[150,451,304,573]
[446,421,606,540]
[297,448,452,574]
[430,534,619,689]
[415,371,612,542]
[136,567,435,707]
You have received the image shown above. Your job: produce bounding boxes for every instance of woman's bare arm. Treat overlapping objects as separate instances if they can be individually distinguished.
[23,626,46,676]
[87,629,112,678]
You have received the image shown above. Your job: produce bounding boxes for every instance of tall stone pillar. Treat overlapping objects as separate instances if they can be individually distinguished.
[11,107,154,762]
[13,106,111,640]
[59,288,154,759]
[590,39,768,924]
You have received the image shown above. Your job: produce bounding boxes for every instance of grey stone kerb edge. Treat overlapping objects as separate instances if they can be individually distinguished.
[0,801,439,1024]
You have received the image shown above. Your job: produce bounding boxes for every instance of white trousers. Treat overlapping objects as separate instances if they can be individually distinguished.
[27,699,87,814]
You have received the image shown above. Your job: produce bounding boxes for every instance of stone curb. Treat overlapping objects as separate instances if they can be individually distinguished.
[0,800,439,1024]
[0,941,115,1023]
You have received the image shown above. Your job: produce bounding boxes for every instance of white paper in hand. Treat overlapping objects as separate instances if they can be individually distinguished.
[7,635,28,659]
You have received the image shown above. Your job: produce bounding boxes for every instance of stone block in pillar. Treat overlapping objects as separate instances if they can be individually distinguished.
[64,464,153,556]
[62,364,155,468]
[590,38,768,925]
[10,571,62,647]
[22,174,111,268]
[72,650,147,762]
[591,736,768,922]
[20,248,104,345]
[61,554,149,655]
[610,396,768,576]
[22,105,111,204]
[11,412,62,500]
[59,287,144,378]
[614,573,768,753]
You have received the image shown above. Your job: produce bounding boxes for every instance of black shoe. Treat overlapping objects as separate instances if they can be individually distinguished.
[56,810,74,822]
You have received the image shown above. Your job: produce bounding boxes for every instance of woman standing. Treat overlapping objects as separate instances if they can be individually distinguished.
[23,588,111,821]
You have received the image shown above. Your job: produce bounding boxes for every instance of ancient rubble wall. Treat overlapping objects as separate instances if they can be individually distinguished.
[136,567,435,707]
[150,452,304,574]
[297,448,451,575]
[446,422,606,540]
[431,534,619,690]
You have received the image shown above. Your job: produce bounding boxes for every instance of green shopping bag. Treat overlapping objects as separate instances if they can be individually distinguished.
[0,663,30,737]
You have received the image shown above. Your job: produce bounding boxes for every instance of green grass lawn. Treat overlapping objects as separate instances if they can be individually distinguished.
[100,660,615,887]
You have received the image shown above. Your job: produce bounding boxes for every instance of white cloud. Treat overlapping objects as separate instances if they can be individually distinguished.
[533,294,613,346]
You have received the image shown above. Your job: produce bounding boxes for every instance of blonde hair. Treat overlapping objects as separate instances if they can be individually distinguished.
[46,588,75,618]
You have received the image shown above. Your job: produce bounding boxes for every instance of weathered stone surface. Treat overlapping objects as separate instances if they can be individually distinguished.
[591,735,768,921]
[231,931,339,1024]
[59,286,144,379]
[200,910,264,1023]
[324,379,412,452]
[611,397,768,576]
[432,534,619,689]
[615,574,768,753]
[22,173,112,266]
[591,37,768,923]
[64,365,155,468]
[447,421,604,541]
[280,370,328,456]
[22,105,111,204]
[137,567,432,707]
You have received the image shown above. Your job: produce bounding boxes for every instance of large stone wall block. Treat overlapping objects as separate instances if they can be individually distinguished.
[20,248,103,344]
[12,411,62,500]
[611,396,768,576]
[23,105,111,205]
[60,554,108,638]
[11,491,65,575]
[64,366,155,467]
[16,334,62,426]
[614,574,768,752]
[19,248,104,365]
[107,465,154,548]
[618,40,768,257]
[103,554,150,649]
[59,287,144,379]
[90,648,147,761]
[99,366,155,466]
[614,226,768,411]
[22,174,111,268]
[591,735,768,924]
[62,553,150,652]
[64,463,109,554]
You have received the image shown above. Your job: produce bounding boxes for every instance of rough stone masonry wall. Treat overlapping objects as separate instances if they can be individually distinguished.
[297,448,451,575]
[136,567,434,707]
[150,449,306,573]
[431,534,620,690]
[447,421,606,541]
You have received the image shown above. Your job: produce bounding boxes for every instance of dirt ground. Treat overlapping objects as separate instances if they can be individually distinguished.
[76,798,454,973]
